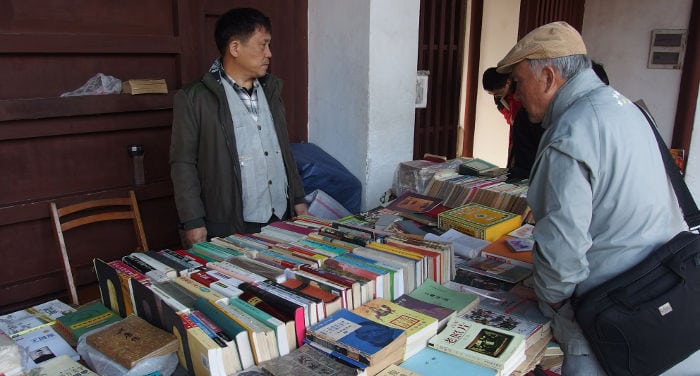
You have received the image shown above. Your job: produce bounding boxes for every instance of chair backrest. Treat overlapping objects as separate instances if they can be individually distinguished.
[49,190,148,305]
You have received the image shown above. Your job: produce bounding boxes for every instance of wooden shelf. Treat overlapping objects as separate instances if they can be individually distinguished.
[0,92,175,122]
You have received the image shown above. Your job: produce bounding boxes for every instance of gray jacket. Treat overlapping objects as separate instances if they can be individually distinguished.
[170,72,306,237]
[527,68,685,354]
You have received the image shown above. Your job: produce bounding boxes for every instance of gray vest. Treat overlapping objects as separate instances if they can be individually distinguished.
[222,79,288,223]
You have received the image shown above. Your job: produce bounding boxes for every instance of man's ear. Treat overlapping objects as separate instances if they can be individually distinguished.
[228,40,240,58]
[542,65,558,94]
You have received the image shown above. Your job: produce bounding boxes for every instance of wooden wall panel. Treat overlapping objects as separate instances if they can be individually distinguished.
[0,0,309,313]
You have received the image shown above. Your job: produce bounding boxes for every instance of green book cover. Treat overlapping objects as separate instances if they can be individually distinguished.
[55,301,121,345]
[409,279,479,315]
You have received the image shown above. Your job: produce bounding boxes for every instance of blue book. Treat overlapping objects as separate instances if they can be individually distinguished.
[400,347,497,376]
[304,308,407,368]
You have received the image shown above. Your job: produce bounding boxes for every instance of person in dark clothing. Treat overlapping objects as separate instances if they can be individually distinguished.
[483,67,544,180]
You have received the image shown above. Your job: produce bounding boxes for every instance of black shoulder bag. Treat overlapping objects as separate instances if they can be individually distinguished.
[573,103,700,376]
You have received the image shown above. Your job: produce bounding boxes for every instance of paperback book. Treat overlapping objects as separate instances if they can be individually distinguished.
[428,316,526,375]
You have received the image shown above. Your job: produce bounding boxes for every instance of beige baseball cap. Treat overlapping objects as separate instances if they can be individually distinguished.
[497,21,586,73]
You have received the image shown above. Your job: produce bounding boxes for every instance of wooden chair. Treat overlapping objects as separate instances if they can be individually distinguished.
[49,190,148,305]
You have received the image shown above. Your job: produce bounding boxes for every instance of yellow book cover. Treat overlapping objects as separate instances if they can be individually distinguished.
[438,203,522,241]
[353,298,437,359]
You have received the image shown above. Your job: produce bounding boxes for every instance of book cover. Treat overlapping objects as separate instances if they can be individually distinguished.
[480,236,534,268]
[94,258,130,317]
[14,326,80,368]
[260,343,362,376]
[452,268,516,293]
[26,354,99,376]
[428,316,526,373]
[437,203,522,241]
[386,191,443,213]
[304,308,406,367]
[0,299,74,338]
[399,347,497,376]
[408,279,479,315]
[392,294,455,330]
[54,301,121,346]
[352,298,437,359]
[507,224,534,239]
[505,238,535,253]
[85,314,178,369]
[457,256,532,284]
[376,364,420,376]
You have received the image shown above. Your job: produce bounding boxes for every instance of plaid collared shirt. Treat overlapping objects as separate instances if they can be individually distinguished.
[221,73,259,122]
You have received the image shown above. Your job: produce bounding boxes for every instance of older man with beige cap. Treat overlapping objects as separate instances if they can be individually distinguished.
[496,22,687,375]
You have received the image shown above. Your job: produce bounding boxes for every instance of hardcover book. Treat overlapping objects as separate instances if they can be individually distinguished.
[54,301,121,346]
[437,203,522,241]
[304,308,406,370]
[428,316,526,375]
[85,314,178,369]
[260,343,363,376]
[352,298,437,359]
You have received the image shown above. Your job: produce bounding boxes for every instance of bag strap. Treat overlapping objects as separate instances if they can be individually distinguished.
[635,102,700,230]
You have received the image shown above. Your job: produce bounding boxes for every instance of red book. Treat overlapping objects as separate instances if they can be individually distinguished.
[189,270,218,287]
[237,284,306,347]
[173,249,210,267]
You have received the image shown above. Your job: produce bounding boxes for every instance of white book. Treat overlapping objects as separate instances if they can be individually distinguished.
[129,252,177,279]
[13,326,79,368]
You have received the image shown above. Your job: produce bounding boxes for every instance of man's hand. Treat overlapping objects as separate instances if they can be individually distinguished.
[181,226,207,249]
[294,203,309,216]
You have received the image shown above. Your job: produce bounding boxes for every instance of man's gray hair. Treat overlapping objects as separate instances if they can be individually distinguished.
[528,54,591,80]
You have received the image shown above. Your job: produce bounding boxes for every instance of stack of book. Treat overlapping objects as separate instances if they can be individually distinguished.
[304,309,407,376]
[353,298,438,359]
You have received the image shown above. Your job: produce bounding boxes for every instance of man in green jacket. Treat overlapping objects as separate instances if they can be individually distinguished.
[170,8,307,248]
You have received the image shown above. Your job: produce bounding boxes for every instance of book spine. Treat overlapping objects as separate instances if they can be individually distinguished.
[121,255,154,275]
[188,312,228,347]
[129,252,177,278]
[206,261,267,284]
[174,276,227,302]
[192,310,232,342]
[158,249,200,271]
[173,249,210,266]
[107,260,148,281]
